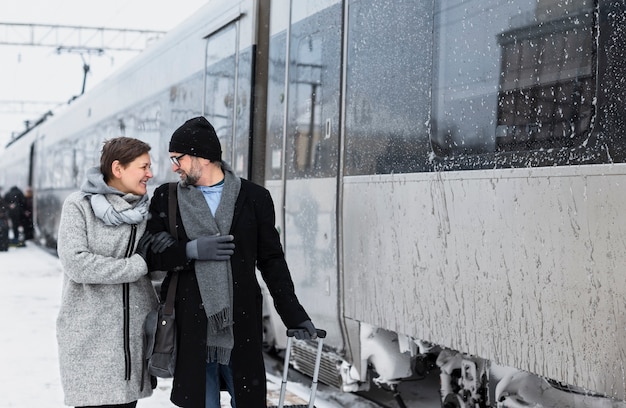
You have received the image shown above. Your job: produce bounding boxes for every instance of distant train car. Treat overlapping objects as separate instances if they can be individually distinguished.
[2,0,626,407]
[0,0,264,248]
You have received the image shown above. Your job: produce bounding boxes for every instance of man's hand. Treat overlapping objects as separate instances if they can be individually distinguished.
[186,234,235,261]
[291,320,317,340]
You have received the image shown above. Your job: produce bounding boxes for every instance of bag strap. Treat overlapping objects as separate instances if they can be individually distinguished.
[164,182,179,314]
[168,182,178,241]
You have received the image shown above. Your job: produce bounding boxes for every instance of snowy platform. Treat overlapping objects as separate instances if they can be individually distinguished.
[0,242,340,408]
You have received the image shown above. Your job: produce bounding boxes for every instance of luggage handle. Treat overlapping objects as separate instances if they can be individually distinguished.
[277,329,327,408]
[286,328,327,339]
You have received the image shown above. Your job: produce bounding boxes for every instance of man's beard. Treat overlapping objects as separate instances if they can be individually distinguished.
[179,170,199,187]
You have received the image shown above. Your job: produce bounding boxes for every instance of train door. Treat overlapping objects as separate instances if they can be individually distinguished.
[203,9,253,178]
[264,0,344,359]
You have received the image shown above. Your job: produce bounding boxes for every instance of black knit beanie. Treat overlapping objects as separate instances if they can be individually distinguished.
[169,116,222,161]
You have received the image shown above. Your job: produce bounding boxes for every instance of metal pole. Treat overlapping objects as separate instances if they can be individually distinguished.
[278,337,293,408]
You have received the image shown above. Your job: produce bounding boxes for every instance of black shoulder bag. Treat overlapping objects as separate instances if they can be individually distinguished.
[144,182,179,378]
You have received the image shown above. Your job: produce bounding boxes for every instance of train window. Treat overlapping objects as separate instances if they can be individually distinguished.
[204,23,238,166]
[49,139,76,189]
[284,1,341,179]
[265,0,292,181]
[73,141,86,187]
[266,28,287,181]
[431,0,596,156]
[232,49,252,177]
[343,0,433,176]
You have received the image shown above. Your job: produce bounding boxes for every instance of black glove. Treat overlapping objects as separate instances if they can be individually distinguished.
[186,234,235,261]
[151,231,176,253]
[135,231,154,262]
[292,320,317,340]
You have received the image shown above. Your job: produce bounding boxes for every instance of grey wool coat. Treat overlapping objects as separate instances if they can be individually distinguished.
[56,191,158,406]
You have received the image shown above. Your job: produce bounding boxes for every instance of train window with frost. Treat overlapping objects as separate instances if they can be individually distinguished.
[431,0,595,157]
[285,1,341,179]
[265,27,287,181]
[344,0,433,176]
[51,140,75,189]
[204,23,237,164]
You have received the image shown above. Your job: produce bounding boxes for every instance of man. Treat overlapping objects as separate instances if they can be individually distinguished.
[4,186,26,246]
[0,187,9,251]
[22,186,34,240]
[146,116,317,408]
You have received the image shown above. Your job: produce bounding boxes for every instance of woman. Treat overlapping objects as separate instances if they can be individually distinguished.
[56,137,158,408]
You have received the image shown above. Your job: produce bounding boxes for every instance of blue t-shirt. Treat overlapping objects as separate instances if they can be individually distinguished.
[197,179,224,216]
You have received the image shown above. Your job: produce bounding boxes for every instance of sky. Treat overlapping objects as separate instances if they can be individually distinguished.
[0,241,387,407]
[0,0,210,149]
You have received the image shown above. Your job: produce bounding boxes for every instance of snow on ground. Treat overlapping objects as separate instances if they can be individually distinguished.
[0,241,178,407]
[1,242,66,407]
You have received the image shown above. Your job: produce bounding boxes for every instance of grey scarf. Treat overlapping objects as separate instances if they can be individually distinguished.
[177,163,241,364]
[80,166,149,225]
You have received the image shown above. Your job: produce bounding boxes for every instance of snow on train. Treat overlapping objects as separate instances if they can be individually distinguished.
[2,0,626,407]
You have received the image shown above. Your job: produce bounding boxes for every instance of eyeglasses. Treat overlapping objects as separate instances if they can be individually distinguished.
[169,153,187,167]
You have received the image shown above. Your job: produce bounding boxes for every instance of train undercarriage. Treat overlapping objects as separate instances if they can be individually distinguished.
[268,320,626,408]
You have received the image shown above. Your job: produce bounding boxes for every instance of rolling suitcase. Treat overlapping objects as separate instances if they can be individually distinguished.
[270,328,327,408]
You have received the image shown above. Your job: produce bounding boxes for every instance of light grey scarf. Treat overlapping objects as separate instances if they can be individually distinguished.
[177,162,241,364]
[80,166,149,225]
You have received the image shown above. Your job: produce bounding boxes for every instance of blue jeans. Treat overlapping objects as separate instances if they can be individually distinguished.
[205,359,236,408]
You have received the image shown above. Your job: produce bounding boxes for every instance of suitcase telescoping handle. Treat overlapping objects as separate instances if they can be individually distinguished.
[277,329,327,408]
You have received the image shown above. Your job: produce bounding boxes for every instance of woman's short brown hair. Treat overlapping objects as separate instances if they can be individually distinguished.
[100,137,151,183]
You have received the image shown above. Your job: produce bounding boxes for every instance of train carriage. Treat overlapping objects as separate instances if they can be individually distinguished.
[2,0,626,407]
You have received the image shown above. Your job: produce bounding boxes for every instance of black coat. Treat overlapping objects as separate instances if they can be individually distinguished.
[146,179,310,407]
[4,186,25,221]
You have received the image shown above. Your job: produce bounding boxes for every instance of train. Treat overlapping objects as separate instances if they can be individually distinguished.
[2,0,626,407]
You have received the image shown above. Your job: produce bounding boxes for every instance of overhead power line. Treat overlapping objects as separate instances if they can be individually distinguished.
[0,22,166,52]
[0,23,167,145]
